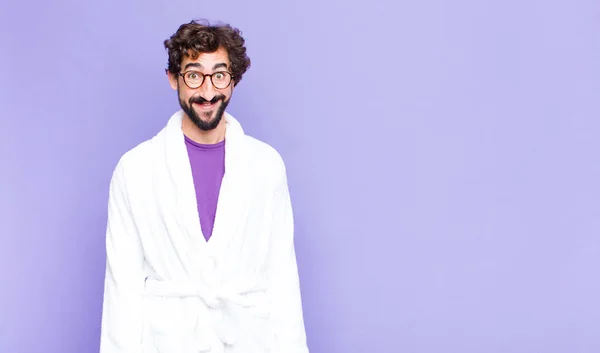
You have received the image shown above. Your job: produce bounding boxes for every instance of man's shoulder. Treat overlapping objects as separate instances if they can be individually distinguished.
[241,134,290,189]
[112,132,162,179]
[242,134,286,169]
[118,139,154,167]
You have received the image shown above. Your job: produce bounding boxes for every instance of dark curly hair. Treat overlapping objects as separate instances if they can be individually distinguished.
[163,20,251,86]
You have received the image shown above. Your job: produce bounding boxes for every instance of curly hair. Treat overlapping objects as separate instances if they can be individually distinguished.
[163,20,251,86]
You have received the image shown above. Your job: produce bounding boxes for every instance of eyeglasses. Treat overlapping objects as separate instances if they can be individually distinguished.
[179,70,234,89]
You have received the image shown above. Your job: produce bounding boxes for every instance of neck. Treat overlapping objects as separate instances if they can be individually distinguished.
[182,115,226,144]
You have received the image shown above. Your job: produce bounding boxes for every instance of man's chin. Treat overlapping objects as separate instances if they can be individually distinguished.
[198,110,215,120]
[201,118,218,129]
[191,112,221,131]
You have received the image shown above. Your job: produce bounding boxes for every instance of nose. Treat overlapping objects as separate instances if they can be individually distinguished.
[197,76,217,100]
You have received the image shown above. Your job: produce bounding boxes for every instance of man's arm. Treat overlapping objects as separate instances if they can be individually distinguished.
[99,159,146,353]
[265,159,310,353]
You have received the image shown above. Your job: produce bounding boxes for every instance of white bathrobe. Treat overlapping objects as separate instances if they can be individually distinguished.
[99,110,309,353]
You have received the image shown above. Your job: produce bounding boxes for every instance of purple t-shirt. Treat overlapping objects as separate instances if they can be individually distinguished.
[184,135,225,242]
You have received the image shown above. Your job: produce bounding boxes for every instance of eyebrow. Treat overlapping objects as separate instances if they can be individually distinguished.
[183,62,229,71]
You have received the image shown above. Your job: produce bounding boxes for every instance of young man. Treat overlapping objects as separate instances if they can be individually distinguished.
[99,20,309,353]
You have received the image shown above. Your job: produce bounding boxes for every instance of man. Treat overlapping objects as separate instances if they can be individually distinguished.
[99,20,310,353]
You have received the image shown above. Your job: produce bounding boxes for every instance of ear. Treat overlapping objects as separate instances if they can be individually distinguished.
[166,70,178,91]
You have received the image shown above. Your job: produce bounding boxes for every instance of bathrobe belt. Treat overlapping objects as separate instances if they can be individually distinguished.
[143,278,269,351]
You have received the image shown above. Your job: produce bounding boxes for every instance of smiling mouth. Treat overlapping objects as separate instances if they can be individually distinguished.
[193,101,218,110]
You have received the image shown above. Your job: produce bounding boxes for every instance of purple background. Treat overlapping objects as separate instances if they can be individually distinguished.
[1,0,599,352]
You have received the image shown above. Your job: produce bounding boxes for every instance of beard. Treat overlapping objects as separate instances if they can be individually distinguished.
[178,89,230,131]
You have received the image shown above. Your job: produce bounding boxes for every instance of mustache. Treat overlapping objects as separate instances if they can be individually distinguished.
[190,95,226,105]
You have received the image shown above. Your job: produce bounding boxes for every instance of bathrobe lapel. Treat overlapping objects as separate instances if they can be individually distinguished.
[161,110,251,276]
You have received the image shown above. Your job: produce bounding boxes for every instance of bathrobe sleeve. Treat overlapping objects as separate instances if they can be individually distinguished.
[266,160,310,353]
[99,159,146,353]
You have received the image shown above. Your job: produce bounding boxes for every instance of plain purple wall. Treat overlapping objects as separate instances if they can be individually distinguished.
[1,0,599,352]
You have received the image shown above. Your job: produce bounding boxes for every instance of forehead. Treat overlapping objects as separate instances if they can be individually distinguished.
[181,47,230,70]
